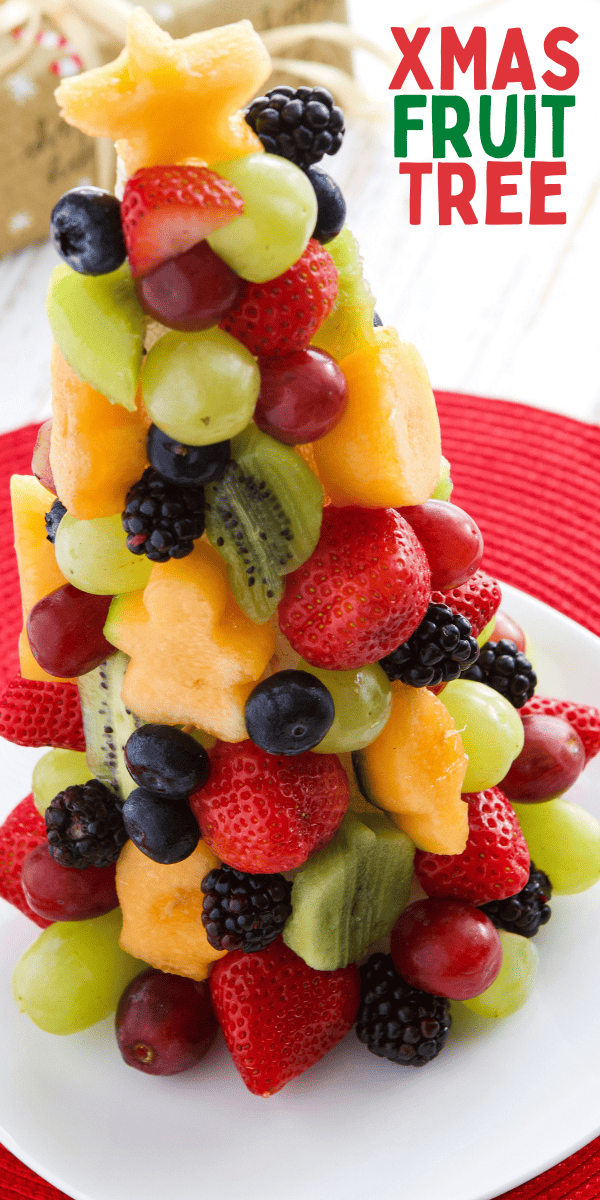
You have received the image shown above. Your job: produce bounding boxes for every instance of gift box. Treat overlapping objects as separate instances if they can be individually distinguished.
[0,0,350,259]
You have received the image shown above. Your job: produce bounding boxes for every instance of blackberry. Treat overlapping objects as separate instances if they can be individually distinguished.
[122,467,205,563]
[45,779,126,868]
[463,638,537,708]
[45,498,66,543]
[200,866,292,953]
[379,603,479,687]
[245,85,345,170]
[356,953,451,1067]
[480,862,552,938]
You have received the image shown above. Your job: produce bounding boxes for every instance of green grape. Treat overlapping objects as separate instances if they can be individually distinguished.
[298,660,392,754]
[477,614,497,647]
[462,931,538,1017]
[310,225,377,361]
[55,512,152,595]
[46,262,145,410]
[11,907,145,1035]
[513,798,600,894]
[440,679,524,792]
[207,154,317,283]
[430,454,454,501]
[32,748,90,816]
[142,327,260,446]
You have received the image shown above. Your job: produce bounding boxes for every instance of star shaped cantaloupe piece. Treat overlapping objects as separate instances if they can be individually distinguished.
[104,540,275,743]
[55,8,271,176]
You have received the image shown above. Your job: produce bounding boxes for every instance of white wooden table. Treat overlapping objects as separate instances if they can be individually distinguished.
[0,0,598,432]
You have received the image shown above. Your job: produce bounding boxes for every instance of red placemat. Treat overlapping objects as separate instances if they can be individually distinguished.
[1,396,600,1200]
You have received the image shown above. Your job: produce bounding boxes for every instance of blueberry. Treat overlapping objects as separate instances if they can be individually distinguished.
[306,168,346,244]
[147,426,230,487]
[50,187,126,275]
[44,498,66,544]
[123,788,200,864]
[245,670,334,755]
[124,725,210,797]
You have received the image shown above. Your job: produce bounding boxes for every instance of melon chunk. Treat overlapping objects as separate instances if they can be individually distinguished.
[55,10,270,176]
[104,540,275,742]
[312,328,441,508]
[355,681,468,854]
[116,838,226,981]
[11,474,71,682]
[50,345,151,520]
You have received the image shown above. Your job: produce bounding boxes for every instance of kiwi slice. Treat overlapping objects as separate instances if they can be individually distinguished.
[205,424,323,623]
[78,651,143,800]
[311,225,377,361]
[282,809,414,971]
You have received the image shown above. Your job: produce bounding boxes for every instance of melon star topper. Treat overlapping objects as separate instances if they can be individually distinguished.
[55,7,271,176]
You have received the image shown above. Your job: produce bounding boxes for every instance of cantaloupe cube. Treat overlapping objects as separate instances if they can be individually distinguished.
[312,328,441,509]
[50,345,150,520]
[11,475,71,682]
[355,681,468,854]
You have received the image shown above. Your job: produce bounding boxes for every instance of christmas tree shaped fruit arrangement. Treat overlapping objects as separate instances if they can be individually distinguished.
[2,8,600,1099]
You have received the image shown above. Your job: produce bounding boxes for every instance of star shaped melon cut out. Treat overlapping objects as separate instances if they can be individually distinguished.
[55,7,271,176]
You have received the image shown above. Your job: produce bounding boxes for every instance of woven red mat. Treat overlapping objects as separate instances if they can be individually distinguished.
[1,397,600,1200]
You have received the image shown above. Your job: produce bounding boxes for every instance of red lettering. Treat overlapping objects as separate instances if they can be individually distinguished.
[485,162,522,224]
[438,164,477,225]
[399,163,433,224]
[529,162,566,224]
[492,28,536,90]
[440,27,486,89]
[389,28,433,90]
[542,28,579,91]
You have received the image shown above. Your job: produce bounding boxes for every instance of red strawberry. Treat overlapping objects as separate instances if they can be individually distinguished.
[0,675,85,751]
[120,166,244,277]
[189,740,348,874]
[278,506,430,671]
[520,695,600,764]
[0,795,50,928]
[209,939,360,1096]
[432,569,501,639]
[414,787,530,907]
[220,239,338,356]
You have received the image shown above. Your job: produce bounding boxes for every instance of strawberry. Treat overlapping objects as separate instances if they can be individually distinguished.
[432,569,501,639]
[0,674,85,752]
[0,795,50,928]
[414,787,530,907]
[520,695,600,764]
[220,239,338,356]
[278,506,430,671]
[209,939,360,1096]
[120,165,244,277]
[189,740,348,874]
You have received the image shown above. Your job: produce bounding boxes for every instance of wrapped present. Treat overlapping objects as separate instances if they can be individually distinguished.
[0,0,394,258]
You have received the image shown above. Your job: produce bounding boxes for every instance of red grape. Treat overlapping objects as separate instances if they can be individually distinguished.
[501,713,585,802]
[116,967,219,1075]
[399,500,483,591]
[492,610,525,651]
[31,418,56,495]
[22,840,118,921]
[26,584,114,677]
[135,240,243,331]
[390,898,502,1000]
[254,348,348,445]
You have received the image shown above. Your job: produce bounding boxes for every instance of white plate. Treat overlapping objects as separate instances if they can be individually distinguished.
[1,582,600,1200]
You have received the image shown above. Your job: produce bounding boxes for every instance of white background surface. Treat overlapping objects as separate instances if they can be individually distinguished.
[2,586,600,1200]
